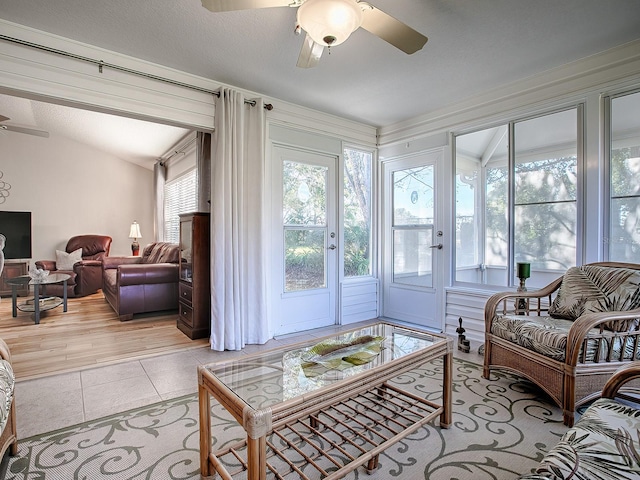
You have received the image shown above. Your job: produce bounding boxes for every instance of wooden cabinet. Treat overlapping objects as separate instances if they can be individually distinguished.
[178,212,211,339]
[0,260,29,297]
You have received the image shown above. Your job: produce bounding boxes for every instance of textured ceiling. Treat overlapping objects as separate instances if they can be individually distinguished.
[0,0,639,165]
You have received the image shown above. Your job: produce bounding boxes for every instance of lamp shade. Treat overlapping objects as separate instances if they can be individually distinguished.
[297,0,363,47]
[129,222,142,239]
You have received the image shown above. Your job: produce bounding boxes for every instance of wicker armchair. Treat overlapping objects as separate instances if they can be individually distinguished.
[483,261,640,427]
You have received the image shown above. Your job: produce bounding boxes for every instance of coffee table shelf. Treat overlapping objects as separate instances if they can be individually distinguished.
[210,381,443,479]
[17,296,64,313]
[199,322,452,480]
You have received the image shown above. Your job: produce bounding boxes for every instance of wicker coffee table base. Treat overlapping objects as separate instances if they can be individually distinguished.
[206,380,447,480]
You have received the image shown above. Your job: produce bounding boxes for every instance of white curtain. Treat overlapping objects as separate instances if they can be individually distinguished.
[153,161,166,241]
[210,88,269,351]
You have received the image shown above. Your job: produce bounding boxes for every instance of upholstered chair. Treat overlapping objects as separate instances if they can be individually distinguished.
[35,234,112,298]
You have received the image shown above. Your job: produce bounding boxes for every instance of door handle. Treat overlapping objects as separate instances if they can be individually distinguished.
[430,244,443,250]
[327,244,337,250]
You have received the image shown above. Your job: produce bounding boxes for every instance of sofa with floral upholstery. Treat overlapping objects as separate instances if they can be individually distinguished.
[518,361,640,479]
[0,338,17,463]
[484,262,640,426]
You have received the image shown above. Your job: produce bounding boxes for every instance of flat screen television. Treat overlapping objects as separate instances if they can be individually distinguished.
[0,211,32,259]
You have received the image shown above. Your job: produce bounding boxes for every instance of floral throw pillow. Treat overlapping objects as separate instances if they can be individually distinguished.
[0,359,14,435]
[549,265,640,328]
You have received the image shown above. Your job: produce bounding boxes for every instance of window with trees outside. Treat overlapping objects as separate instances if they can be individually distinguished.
[343,148,373,278]
[164,168,198,244]
[608,90,640,262]
[454,107,579,288]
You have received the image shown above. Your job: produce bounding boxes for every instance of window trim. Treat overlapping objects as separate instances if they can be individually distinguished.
[604,88,640,261]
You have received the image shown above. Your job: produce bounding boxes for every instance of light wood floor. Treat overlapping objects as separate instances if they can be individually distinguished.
[0,291,209,381]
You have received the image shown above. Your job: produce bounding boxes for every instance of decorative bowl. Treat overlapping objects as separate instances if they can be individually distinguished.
[28,267,50,281]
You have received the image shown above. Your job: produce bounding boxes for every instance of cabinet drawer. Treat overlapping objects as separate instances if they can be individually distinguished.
[179,282,193,304]
[179,302,193,328]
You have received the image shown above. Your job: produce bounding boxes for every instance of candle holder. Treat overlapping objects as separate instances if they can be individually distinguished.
[515,262,530,314]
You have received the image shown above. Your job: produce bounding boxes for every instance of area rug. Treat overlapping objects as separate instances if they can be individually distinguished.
[4,358,567,479]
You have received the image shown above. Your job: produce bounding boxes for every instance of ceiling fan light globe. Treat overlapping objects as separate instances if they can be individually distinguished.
[297,0,363,47]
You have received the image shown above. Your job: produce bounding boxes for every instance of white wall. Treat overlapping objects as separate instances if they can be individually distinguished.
[0,131,153,260]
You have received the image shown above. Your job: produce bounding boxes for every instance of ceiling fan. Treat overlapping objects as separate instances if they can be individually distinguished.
[0,114,49,138]
[201,0,428,68]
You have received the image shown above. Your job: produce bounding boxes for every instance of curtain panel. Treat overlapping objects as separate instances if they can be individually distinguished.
[210,88,269,351]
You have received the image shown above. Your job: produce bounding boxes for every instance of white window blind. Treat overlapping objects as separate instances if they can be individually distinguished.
[164,168,198,243]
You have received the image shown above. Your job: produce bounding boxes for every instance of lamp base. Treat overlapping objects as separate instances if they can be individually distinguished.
[131,240,140,256]
[515,277,527,314]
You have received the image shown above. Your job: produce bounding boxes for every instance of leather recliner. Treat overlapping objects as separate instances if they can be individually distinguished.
[35,234,112,298]
[102,242,180,321]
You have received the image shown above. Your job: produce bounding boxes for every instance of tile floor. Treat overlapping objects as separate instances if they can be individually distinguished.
[14,321,483,438]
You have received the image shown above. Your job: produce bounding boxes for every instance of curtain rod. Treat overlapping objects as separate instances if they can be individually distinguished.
[0,34,273,110]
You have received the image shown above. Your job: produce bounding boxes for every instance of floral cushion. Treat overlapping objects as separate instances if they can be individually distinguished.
[549,265,640,330]
[518,397,640,479]
[0,359,14,434]
[491,314,639,362]
[491,314,574,360]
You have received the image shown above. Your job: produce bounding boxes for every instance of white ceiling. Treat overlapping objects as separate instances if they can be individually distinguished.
[0,0,639,166]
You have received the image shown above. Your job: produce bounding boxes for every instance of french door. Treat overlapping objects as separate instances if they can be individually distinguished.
[382,150,443,330]
[272,146,338,335]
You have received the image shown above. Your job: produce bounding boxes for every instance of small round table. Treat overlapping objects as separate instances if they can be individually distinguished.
[6,273,70,324]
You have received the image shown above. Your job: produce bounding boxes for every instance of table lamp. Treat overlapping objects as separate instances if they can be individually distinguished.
[129,221,142,256]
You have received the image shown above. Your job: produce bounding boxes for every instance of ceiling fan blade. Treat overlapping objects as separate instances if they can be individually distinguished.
[297,34,324,69]
[0,115,9,122]
[360,5,428,55]
[1,125,50,138]
[201,0,292,12]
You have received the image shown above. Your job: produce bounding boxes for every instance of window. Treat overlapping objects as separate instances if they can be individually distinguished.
[343,148,373,277]
[608,91,640,261]
[164,168,197,244]
[454,107,580,288]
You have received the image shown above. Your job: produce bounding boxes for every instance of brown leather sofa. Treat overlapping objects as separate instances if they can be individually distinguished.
[35,234,112,298]
[102,242,180,321]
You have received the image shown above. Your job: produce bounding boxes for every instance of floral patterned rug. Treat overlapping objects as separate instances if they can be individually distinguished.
[4,358,567,479]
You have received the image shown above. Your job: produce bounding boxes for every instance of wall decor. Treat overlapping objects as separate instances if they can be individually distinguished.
[0,172,10,204]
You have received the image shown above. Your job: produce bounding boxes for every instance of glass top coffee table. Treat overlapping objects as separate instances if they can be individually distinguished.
[6,273,70,324]
[198,322,452,480]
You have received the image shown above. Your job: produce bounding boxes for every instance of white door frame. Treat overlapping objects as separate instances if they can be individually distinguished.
[381,149,445,331]
[271,145,339,335]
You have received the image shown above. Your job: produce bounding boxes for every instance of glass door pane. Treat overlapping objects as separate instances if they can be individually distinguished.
[393,227,433,287]
[393,166,434,225]
[283,161,328,292]
[284,228,326,291]
[392,165,435,288]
